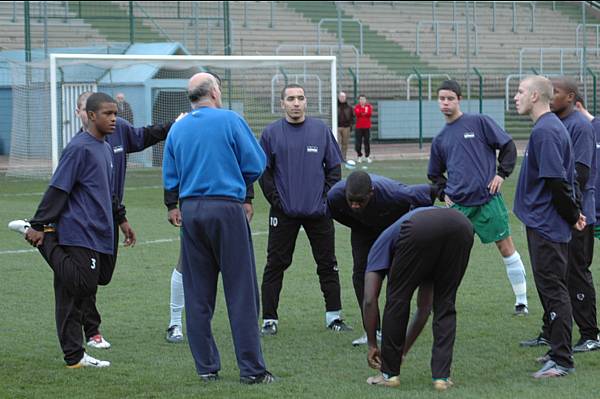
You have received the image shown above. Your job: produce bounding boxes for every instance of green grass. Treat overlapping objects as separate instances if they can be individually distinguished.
[1,159,600,398]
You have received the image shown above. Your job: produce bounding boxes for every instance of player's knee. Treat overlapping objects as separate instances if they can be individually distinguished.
[70,279,98,297]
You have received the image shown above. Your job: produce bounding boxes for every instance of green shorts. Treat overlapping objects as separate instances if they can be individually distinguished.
[452,194,511,244]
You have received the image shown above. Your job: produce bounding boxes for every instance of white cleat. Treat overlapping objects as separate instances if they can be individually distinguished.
[352,333,368,346]
[352,330,382,346]
[8,219,30,235]
[66,352,110,368]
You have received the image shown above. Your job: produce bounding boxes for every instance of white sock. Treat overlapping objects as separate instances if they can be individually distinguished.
[326,310,342,327]
[169,269,184,327]
[503,251,527,306]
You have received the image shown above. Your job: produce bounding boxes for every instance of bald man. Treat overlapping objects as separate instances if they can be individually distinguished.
[163,72,274,384]
[514,76,585,378]
[521,77,599,352]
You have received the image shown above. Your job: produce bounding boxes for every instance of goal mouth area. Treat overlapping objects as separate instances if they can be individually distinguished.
[6,54,336,178]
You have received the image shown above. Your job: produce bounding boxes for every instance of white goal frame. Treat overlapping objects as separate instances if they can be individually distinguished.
[49,54,338,172]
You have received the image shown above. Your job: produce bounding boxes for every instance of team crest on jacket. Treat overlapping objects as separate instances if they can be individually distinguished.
[306,145,319,153]
[463,132,475,139]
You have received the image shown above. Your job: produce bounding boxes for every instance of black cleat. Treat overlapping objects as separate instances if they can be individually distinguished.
[328,319,353,332]
[240,370,276,384]
[199,372,219,382]
[514,304,529,316]
[573,337,600,353]
[520,334,550,347]
[261,321,278,336]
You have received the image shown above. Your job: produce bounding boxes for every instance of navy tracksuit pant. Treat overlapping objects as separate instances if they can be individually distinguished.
[180,197,266,377]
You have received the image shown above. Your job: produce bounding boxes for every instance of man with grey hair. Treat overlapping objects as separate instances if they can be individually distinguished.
[337,91,354,162]
[514,75,586,378]
[115,92,134,124]
[163,72,274,384]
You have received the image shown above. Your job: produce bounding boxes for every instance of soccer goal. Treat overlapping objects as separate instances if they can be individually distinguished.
[6,54,337,178]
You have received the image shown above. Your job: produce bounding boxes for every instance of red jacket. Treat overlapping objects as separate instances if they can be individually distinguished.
[354,103,372,129]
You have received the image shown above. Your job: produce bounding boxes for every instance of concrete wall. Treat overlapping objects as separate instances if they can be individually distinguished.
[378,99,505,140]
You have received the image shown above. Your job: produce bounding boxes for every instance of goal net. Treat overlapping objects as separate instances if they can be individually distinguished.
[6,54,336,178]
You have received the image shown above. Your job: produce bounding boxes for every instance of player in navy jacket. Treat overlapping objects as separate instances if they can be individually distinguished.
[514,75,585,378]
[363,207,473,390]
[327,171,437,346]
[428,80,528,316]
[258,83,351,335]
[15,93,118,368]
[520,80,598,351]
[74,91,181,350]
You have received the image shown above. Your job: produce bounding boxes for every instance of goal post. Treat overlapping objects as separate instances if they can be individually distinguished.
[46,54,338,174]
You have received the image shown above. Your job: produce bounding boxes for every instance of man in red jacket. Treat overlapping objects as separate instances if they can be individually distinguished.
[354,94,373,163]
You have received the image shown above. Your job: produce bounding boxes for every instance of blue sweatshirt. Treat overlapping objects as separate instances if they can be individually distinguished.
[163,107,265,201]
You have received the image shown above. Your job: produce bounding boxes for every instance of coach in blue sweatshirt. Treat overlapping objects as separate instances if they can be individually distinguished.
[163,72,273,384]
[258,83,351,336]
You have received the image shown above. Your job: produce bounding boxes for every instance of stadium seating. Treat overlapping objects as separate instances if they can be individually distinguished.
[0,1,107,51]
[3,1,600,139]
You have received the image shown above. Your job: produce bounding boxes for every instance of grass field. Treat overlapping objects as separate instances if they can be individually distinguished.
[1,159,600,399]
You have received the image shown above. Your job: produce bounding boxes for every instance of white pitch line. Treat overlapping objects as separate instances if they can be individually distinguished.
[1,185,164,198]
[0,230,269,256]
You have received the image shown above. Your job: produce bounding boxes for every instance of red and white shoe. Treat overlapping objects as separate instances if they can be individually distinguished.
[87,334,111,349]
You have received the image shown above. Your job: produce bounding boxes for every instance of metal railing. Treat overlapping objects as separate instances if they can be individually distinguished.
[430,1,536,33]
[518,47,585,79]
[416,20,479,56]
[317,18,363,55]
[576,24,600,57]
[133,2,174,43]
[406,73,451,100]
[275,44,360,83]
